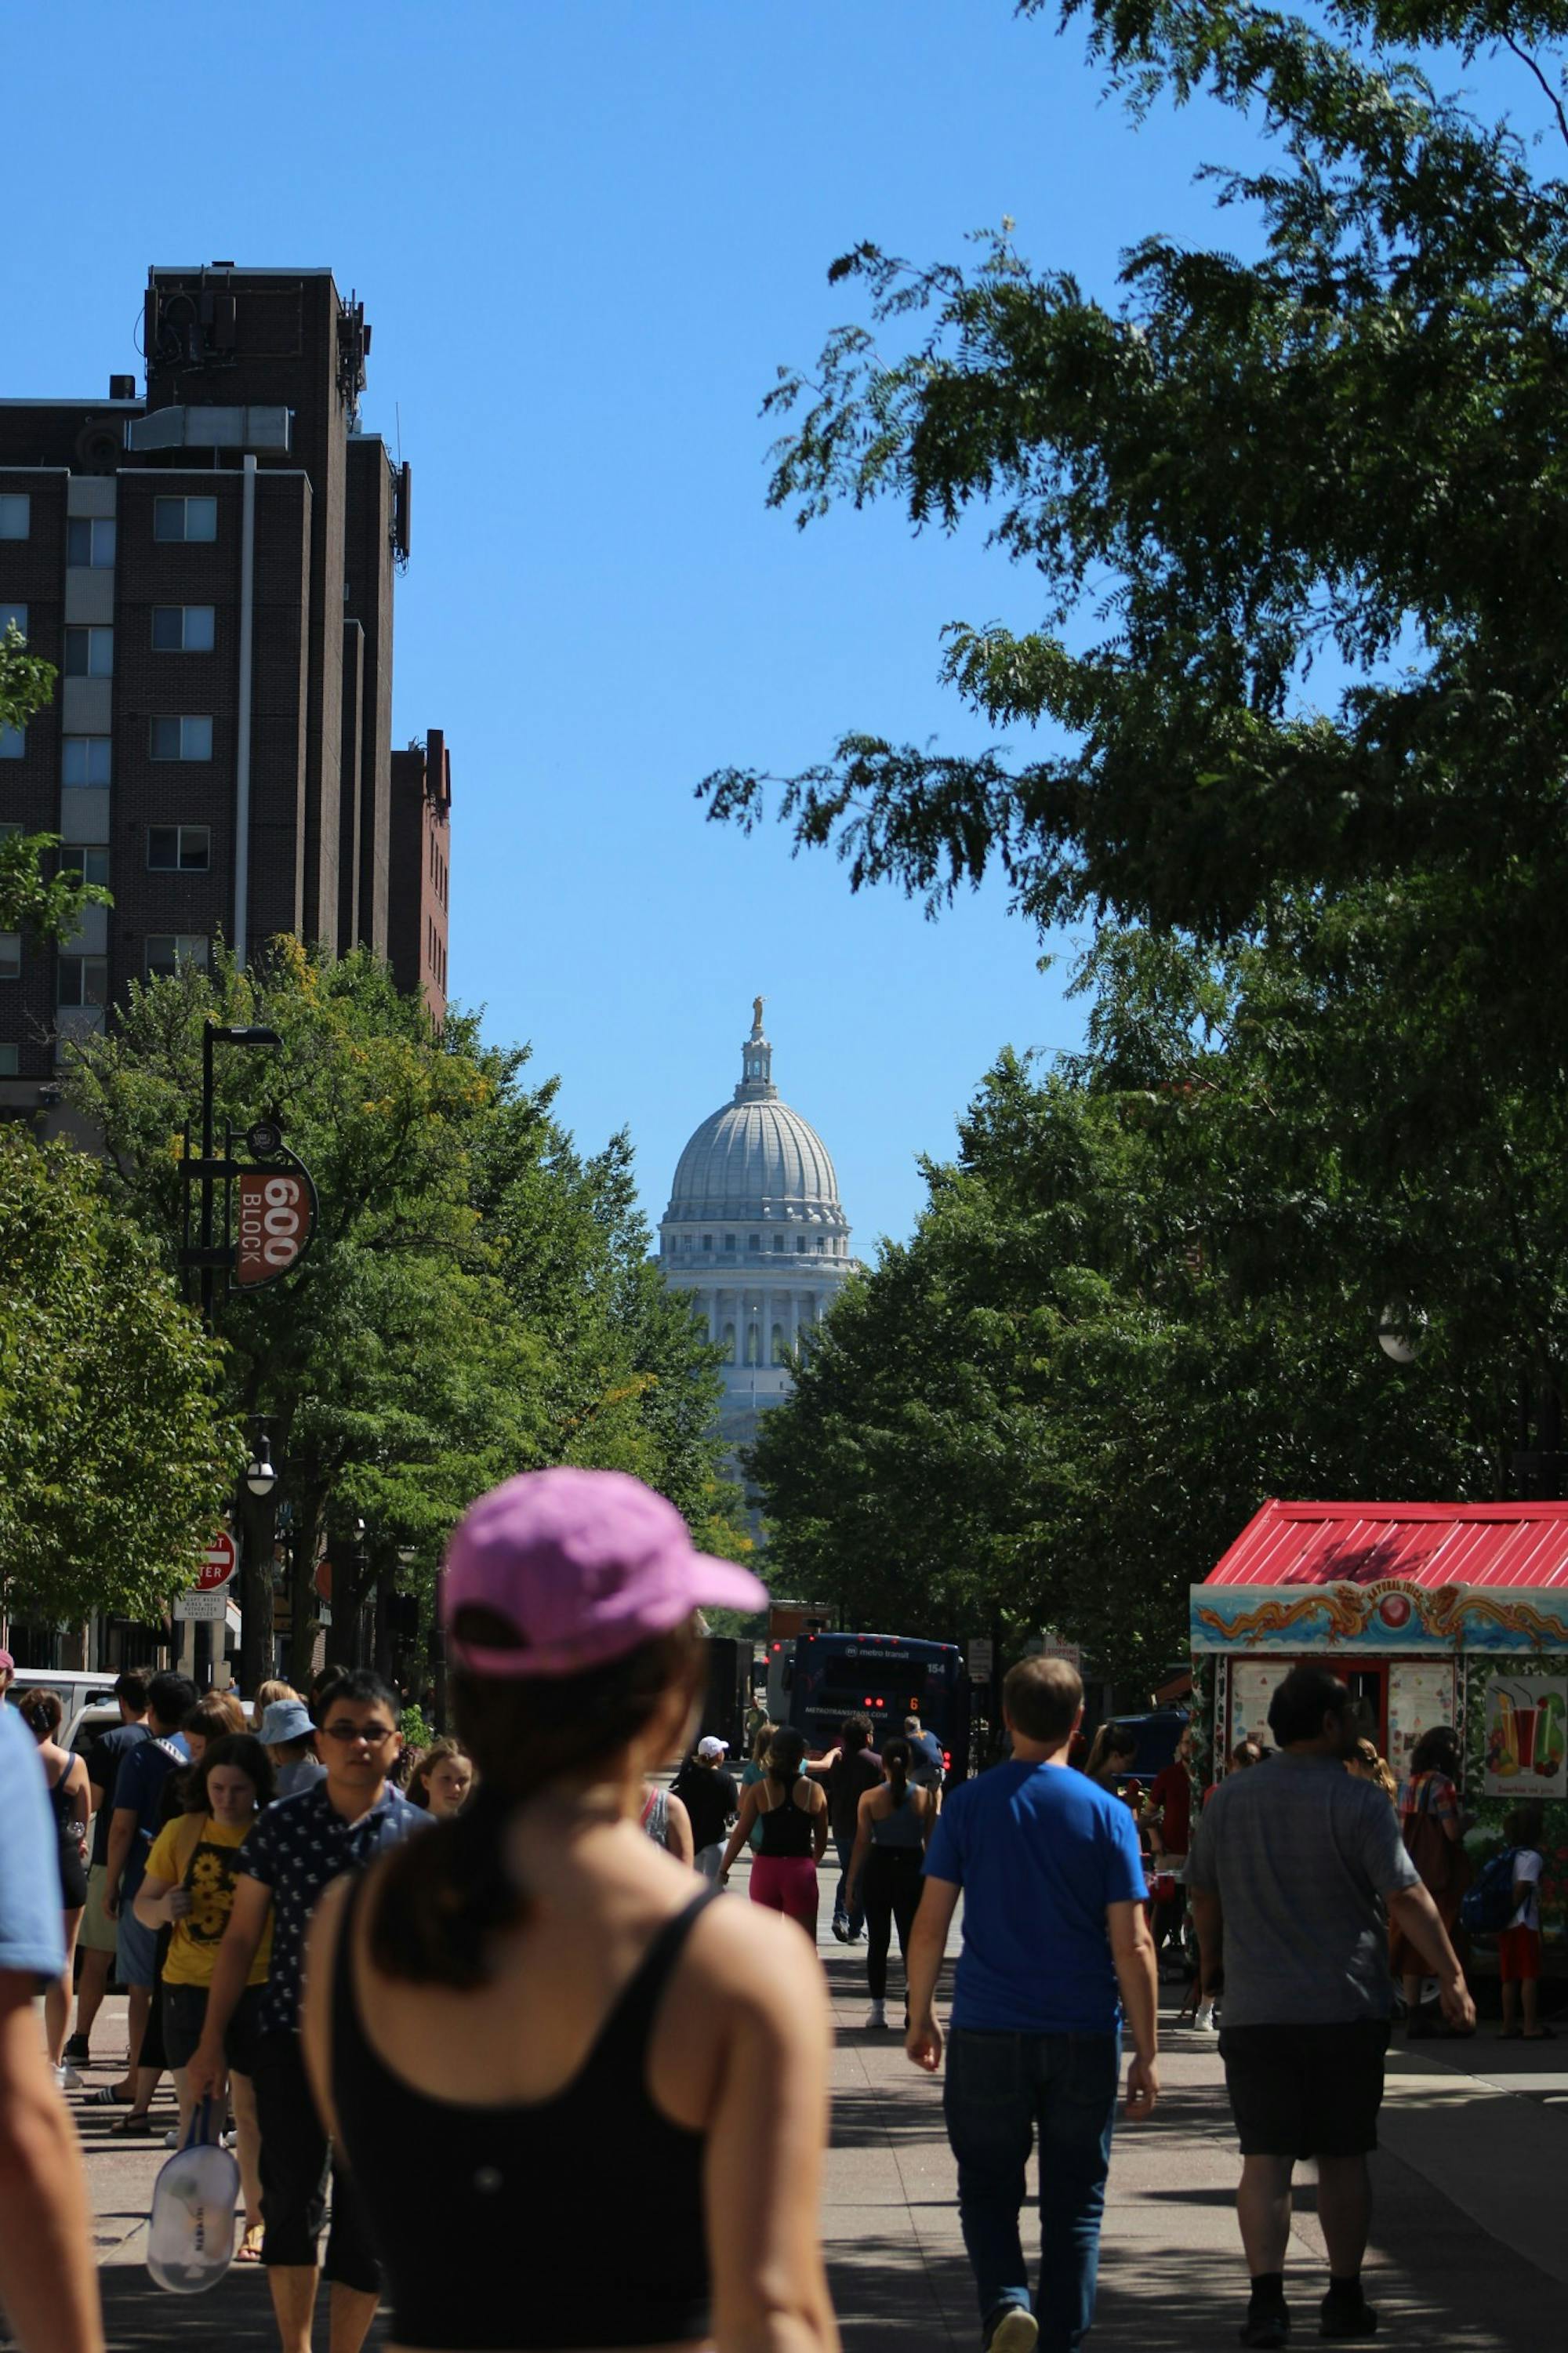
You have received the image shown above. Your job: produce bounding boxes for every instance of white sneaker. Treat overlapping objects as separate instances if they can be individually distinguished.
[988,2311,1040,2353]
[54,2062,83,2091]
[163,2128,179,2148]
[1193,1999,1218,2032]
[866,1999,887,2029]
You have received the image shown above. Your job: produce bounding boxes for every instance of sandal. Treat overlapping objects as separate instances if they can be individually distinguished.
[84,2084,132,2105]
[111,2112,161,2136]
[1523,2026,1557,2039]
[236,2225,264,2264]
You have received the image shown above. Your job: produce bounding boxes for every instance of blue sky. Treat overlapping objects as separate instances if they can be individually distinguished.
[9,2,1505,1248]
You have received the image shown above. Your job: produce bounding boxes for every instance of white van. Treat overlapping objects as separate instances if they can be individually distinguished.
[5,1669,124,1730]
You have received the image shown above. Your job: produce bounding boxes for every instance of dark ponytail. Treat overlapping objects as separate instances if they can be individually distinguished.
[764,1725,807,1791]
[370,1612,702,1989]
[882,1736,910,1800]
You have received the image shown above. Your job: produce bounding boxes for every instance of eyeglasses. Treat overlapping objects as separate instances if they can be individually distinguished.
[321,1721,397,1746]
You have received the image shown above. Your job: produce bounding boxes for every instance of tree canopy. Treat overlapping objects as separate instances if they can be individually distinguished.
[699,0,1568,1084]
[0,1129,238,1630]
[1,624,108,943]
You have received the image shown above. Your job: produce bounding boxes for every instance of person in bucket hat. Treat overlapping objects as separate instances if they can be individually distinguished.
[299,1469,841,2353]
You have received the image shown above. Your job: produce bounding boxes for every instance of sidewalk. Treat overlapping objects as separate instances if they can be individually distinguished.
[48,1880,1568,2352]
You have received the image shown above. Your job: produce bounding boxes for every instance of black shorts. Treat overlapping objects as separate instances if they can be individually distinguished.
[162,1981,267,2075]
[1219,2019,1391,2159]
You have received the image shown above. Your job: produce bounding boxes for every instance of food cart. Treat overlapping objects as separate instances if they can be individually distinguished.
[1190,1501,1568,1953]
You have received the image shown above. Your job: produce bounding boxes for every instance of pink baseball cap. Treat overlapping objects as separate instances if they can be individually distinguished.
[441,1467,768,1678]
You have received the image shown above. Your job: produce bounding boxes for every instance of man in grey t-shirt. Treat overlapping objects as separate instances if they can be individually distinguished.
[1187,1665,1473,2348]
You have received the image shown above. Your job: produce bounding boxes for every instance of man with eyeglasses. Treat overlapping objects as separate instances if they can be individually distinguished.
[188,1670,424,2353]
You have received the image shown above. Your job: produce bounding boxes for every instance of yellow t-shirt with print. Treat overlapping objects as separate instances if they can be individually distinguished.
[143,1814,274,1989]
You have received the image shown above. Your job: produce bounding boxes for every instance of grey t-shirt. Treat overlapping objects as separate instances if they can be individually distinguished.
[1186,1750,1419,2028]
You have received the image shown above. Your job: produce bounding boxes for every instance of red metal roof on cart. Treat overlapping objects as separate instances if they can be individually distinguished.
[1207,1500,1568,1589]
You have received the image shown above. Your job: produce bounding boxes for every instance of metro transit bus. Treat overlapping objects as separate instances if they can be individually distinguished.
[781,1629,969,1778]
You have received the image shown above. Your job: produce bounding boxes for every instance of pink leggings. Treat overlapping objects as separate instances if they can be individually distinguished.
[749,1854,818,1936]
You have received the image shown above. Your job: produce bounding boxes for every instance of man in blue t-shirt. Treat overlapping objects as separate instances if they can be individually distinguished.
[906,1654,1159,2353]
[101,1669,194,2104]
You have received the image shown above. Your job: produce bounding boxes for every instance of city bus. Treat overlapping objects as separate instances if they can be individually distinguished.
[781,1629,969,1779]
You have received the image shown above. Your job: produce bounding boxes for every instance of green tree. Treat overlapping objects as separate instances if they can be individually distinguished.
[0,623,108,942]
[752,928,1525,1684]
[0,1128,239,1629]
[699,2,1568,1071]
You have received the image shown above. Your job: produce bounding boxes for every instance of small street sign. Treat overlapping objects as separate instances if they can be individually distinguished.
[176,1589,230,1622]
[195,1531,237,1592]
[969,1638,994,1683]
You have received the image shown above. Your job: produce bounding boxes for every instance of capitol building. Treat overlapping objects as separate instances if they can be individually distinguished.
[659,1000,859,1453]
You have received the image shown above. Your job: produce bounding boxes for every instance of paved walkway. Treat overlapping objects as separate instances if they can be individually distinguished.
[33,1865,1568,2351]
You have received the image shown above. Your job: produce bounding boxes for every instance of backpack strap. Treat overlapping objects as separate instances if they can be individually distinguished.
[172,1813,208,1886]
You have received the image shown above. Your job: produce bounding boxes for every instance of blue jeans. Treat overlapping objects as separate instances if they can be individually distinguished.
[833,1836,864,1936]
[943,2025,1119,2352]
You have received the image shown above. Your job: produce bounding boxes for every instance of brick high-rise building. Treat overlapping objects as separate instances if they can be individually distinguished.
[0,263,451,1109]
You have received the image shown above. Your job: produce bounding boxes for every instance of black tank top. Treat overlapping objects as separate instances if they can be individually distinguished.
[755,1781,816,1857]
[331,1875,715,2350]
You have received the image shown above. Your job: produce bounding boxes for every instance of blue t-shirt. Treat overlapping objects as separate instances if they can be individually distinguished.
[111,1731,189,1898]
[0,1707,67,1981]
[924,1760,1148,2034]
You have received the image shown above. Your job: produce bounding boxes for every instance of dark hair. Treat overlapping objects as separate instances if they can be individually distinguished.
[187,1733,275,1814]
[1083,1719,1140,1779]
[1410,1725,1460,1780]
[314,1668,398,1723]
[17,1687,62,1738]
[1504,1800,1544,1848]
[765,1725,808,1788]
[183,1693,246,1746]
[1267,1666,1350,1746]
[309,1663,350,1722]
[371,1614,702,1989]
[1005,1655,1083,1745]
[148,1671,198,1730]
[882,1735,911,1800]
[840,1714,873,1753]
[114,1670,150,1712]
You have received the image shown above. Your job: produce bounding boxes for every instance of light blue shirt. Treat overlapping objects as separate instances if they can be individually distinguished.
[0,1706,67,1980]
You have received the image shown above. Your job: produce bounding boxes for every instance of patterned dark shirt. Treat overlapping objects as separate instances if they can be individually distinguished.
[240,1778,427,2037]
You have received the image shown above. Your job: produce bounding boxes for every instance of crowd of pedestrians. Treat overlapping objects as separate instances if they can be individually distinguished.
[0,1496,1549,2353]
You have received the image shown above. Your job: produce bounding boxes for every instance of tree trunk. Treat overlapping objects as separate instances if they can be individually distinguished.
[237,1488,277,1695]
[288,1485,328,1688]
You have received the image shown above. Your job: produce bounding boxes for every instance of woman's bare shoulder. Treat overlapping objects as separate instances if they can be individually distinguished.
[684,1888,829,2010]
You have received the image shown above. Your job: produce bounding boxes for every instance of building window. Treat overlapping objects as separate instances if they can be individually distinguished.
[815,1235,826,1252]
[0,1044,16,1076]
[723,1233,735,1251]
[0,932,20,979]
[0,724,22,759]
[67,516,117,568]
[795,1234,806,1252]
[63,736,111,787]
[153,496,218,543]
[57,955,108,1008]
[150,715,213,761]
[702,1234,713,1252]
[151,605,216,653]
[771,1323,787,1366]
[147,825,210,873]
[0,493,29,539]
[0,603,27,642]
[65,626,114,678]
[60,845,110,888]
[721,1322,736,1364]
[745,1321,761,1367]
[772,1233,785,1252]
[144,935,209,979]
[747,1234,760,1251]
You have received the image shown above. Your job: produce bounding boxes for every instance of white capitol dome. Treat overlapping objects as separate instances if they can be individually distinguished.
[659,1001,858,1448]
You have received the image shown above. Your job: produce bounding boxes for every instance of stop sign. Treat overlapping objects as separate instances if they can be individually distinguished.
[196,1532,237,1592]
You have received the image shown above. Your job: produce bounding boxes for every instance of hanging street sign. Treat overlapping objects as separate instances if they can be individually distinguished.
[968,1638,994,1684]
[234,1164,317,1288]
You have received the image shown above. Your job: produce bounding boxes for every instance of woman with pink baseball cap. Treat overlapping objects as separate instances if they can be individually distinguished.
[301,1468,840,2353]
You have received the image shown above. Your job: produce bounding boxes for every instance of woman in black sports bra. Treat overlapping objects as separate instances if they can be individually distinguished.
[302,1468,840,2353]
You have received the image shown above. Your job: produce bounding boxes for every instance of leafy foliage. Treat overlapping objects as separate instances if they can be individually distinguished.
[0,1129,239,1626]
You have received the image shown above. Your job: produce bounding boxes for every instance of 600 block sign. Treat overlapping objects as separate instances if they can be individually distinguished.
[235,1169,314,1288]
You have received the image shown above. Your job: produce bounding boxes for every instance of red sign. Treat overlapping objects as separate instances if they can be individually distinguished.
[235,1168,314,1288]
[196,1532,237,1592]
